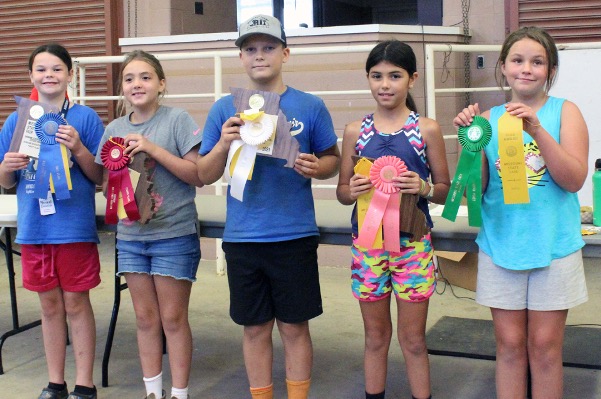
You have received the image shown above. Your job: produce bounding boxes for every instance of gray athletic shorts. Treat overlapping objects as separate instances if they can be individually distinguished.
[475,250,588,311]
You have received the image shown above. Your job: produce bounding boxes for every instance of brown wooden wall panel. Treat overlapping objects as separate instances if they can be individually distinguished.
[518,0,601,43]
[0,0,110,125]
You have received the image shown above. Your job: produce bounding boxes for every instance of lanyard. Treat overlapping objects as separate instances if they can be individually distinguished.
[60,97,70,119]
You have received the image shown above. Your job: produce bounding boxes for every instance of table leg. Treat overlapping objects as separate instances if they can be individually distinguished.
[102,238,127,387]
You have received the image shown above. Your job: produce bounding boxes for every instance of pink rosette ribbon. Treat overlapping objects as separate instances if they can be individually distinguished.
[357,155,407,252]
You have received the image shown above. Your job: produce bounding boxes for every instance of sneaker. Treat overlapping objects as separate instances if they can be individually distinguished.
[145,391,166,399]
[38,386,69,399]
[67,392,97,399]
[170,396,190,399]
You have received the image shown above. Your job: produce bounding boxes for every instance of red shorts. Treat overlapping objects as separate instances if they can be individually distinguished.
[21,242,101,293]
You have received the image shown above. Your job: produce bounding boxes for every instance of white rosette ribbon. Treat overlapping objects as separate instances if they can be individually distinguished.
[226,112,274,201]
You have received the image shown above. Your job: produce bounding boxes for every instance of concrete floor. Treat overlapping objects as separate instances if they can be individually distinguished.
[1,231,601,398]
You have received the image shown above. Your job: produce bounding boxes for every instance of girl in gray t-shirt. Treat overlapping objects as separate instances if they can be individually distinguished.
[95,50,203,399]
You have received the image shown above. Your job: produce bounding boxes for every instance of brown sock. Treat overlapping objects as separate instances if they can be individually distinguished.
[286,378,311,399]
[250,383,273,399]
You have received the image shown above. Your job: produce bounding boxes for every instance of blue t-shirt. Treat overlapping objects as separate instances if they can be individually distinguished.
[476,96,584,269]
[0,104,104,244]
[199,86,338,242]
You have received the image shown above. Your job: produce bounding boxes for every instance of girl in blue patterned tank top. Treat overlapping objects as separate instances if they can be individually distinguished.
[336,40,450,399]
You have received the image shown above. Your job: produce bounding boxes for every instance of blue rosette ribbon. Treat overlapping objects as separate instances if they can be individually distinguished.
[33,112,72,200]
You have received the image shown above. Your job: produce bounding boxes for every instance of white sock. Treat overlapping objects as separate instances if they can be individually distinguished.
[143,372,163,398]
[171,386,188,399]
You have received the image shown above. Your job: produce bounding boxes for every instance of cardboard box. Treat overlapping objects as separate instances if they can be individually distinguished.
[434,251,478,291]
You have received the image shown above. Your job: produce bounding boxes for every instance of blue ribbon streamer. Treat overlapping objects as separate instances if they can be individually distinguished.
[33,113,70,200]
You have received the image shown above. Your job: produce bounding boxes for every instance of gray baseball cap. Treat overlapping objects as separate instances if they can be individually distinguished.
[235,14,287,48]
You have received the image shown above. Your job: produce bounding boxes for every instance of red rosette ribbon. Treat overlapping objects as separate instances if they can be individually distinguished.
[357,155,407,252]
[100,137,140,224]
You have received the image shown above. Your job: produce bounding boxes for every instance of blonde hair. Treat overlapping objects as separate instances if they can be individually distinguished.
[116,50,167,116]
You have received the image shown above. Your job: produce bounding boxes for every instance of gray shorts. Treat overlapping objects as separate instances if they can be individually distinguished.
[475,250,588,311]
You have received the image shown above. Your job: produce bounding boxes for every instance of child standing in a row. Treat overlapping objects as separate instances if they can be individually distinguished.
[337,40,450,399]
[0,43,104,399]
[197,14,340,399]
[454,26,589,399]
[95,50,203,399]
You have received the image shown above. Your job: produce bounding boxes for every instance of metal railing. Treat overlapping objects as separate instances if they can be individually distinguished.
[71,45,376,104]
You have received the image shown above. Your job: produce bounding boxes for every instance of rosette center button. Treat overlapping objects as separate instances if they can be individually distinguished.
[43,121,59,136]
[380,165,397,182]
[467,126,483,142]
[110,148,123,161]
[249,122,264,137]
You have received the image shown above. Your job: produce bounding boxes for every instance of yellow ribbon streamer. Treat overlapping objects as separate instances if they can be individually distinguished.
[498,112,529,204]
[354,157,383,248]
[49,143,72,193]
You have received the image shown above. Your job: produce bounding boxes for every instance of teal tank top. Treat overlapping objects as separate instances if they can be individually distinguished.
[476,96,584,269]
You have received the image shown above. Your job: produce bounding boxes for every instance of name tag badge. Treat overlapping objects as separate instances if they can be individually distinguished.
[39,191,56,215]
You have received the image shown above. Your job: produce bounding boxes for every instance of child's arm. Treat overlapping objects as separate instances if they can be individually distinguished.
[56,124,103,186]
[0,152,29,189]
[336,121,372,205]
[100,168,109,196]
[418,117,451,204]
[294,143,340,180]
[505,101,588,192]
[197,115,243,185]
[124,134,203,187]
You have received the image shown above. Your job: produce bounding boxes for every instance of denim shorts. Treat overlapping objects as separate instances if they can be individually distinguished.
[116,234,201,282]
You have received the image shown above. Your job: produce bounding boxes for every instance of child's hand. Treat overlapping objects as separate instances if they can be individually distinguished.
[396,170,423,194]
[453,103,481,129]
[123,133,156,157]
[217,116,243,152]
[0,152,30,173]
[349,173,373,200]
[294,153,321,178]
[55,124,83,155]
[505,102,542,137]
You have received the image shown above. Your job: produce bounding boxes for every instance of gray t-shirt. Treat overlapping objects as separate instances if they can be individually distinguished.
[96,106,202,241]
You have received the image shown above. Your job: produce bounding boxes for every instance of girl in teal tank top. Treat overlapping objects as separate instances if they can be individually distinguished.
[453,27,589,399]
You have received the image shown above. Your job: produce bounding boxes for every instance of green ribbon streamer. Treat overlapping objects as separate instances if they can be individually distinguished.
[442,116,491,227]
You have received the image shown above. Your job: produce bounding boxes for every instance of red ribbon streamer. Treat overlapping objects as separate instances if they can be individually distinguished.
[100,137,140,224]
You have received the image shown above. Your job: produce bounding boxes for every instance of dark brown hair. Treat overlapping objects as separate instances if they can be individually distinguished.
[28,43,72,71]
[366,40,418,112]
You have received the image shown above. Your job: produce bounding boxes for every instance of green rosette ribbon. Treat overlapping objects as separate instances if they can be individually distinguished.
[442,115,492,227]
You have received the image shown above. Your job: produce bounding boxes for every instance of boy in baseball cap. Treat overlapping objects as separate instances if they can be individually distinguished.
[197,13,340,399]
[235,14,287,48]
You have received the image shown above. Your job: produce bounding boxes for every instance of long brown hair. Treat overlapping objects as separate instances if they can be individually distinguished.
[116,50,167,116]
